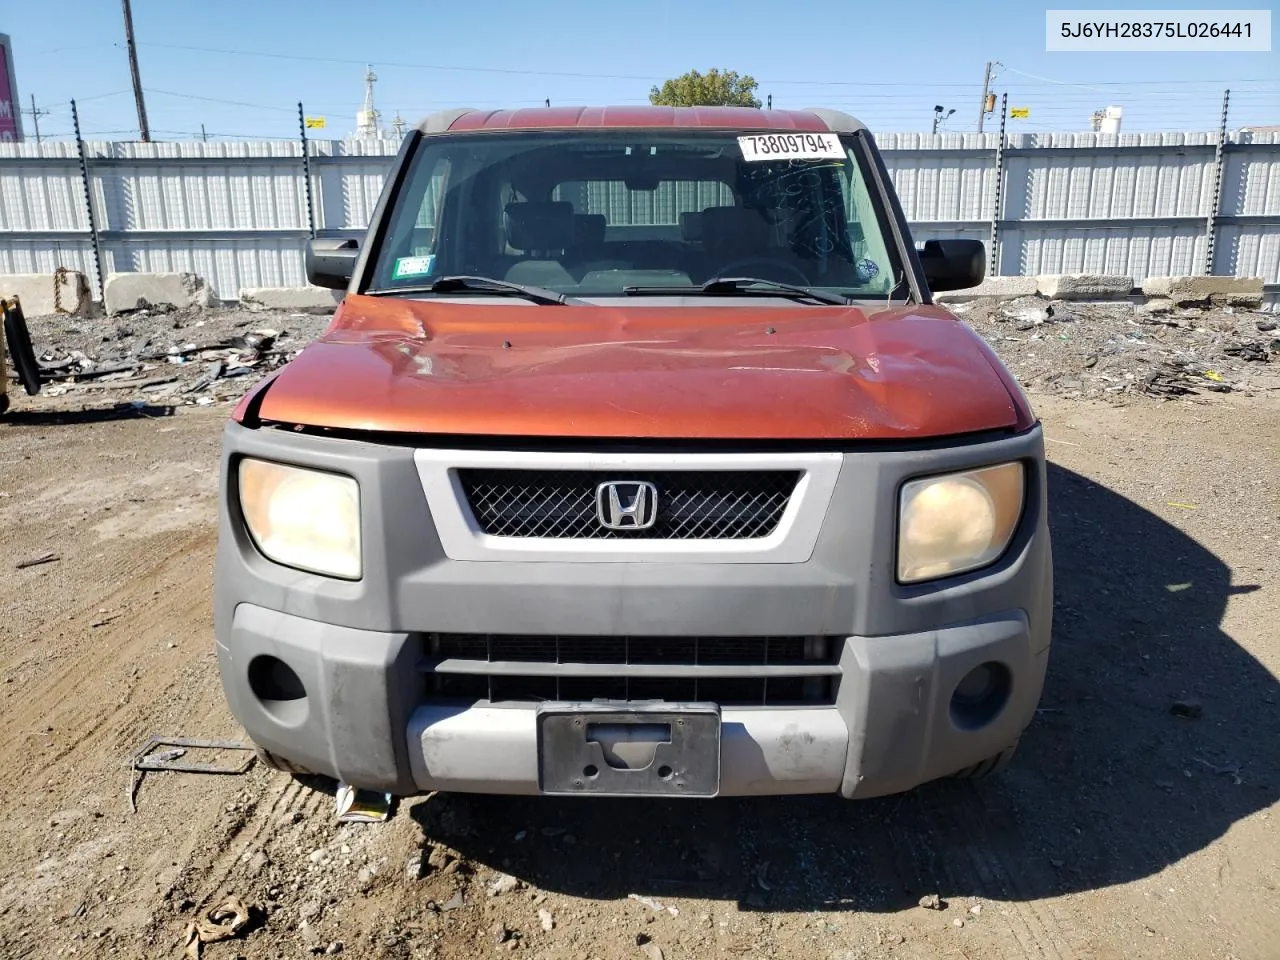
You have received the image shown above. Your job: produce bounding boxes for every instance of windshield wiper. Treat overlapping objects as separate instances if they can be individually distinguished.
[623,276,850,305]
[368,275,576,305]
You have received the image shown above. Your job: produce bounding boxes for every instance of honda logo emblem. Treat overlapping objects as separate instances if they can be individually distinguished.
[595,481,659,530]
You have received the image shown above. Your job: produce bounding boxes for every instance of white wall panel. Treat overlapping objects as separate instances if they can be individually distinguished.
[2,132,1277,299]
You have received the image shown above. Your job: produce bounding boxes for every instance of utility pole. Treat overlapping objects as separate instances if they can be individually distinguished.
[200,123,208,143]
[121,0,151,141]
[977,60,1000,133]
[23,95,51,145]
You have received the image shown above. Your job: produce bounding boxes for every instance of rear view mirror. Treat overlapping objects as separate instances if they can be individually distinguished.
[306,238,360,290]
[918,239,986,292]
[623,170,661,192]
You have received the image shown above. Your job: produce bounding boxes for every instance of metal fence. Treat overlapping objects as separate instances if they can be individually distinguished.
[2,128,1278,300]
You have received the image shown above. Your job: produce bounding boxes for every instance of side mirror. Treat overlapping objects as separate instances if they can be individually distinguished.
[917,238,986,292]
[306,237,360,290]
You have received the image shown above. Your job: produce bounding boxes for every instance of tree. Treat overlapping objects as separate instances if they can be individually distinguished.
[649,69,762,109]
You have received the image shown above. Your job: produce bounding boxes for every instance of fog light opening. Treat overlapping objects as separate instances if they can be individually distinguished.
[949,661,1012,731]
[248,655,309,726]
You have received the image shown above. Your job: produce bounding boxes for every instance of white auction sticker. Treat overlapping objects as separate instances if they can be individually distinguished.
[738,133,845,162]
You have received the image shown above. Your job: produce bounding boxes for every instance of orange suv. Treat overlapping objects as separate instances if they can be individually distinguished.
[215,107,1051,799]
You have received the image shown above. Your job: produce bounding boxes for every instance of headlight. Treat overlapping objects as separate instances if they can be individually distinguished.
[898,462,1024,583]
[238,459,361,579]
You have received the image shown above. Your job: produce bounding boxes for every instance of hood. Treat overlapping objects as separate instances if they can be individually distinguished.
[247,295,1026,440]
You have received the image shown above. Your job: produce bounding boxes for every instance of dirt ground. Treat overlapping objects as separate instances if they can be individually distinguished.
[1,321,1278,959]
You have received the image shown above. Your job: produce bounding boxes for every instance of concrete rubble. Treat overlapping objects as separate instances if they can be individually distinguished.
[0,271,92,317]
[1140,275,1264,308]
[936,276,1039,302]
[1034,274,1135,301]
[104,272,217,315]
[240,286,343,314]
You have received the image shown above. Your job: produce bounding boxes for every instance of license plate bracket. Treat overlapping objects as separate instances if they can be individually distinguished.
[536,702,721,797]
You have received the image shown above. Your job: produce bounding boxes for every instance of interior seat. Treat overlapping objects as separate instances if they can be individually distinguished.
[502,201,577,288]
[698,205,776,277]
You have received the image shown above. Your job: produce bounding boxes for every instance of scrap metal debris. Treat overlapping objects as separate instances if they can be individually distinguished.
[181,896,252,959]
[951,296,1278,401]
[36,330,287,397]
[127,736,255,813]
[21,305,325,410]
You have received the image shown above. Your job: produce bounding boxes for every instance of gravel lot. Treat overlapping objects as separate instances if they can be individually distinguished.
[1,300,1277,960]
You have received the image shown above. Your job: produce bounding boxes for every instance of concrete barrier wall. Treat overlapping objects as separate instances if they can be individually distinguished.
[1,131,1278,300]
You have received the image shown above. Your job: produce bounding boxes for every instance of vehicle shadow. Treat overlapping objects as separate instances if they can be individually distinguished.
[408,461,1278,911]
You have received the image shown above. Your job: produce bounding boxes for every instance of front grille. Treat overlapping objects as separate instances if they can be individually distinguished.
[424,634,841,707]
[458,469,799,540]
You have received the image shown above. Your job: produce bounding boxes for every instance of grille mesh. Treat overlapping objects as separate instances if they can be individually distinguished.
[458,469,799,539]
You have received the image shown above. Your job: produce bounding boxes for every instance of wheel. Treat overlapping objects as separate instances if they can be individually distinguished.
[2,299,42,397]
[950,739,1020,780]
[254,745,314,777]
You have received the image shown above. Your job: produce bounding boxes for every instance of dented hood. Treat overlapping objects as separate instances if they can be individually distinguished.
[250,295,1024,440]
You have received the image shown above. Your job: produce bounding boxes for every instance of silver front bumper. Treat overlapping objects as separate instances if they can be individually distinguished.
[408,704,851,796]
[218,602,1047,798]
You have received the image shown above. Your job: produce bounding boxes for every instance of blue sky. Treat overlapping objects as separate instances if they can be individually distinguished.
[5,0,1277,141]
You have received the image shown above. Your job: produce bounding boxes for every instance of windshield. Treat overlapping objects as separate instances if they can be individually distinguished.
[369,130,903,300]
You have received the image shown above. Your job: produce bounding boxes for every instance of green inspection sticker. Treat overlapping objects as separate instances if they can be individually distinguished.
[393,254,435,279]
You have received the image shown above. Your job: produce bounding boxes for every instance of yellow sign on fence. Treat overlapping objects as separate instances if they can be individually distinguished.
[1010,107,1030,119]
[304,116,326,129]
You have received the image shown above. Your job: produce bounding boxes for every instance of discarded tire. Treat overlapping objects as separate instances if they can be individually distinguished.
[2,299,42,397]
[951,739,1019,780]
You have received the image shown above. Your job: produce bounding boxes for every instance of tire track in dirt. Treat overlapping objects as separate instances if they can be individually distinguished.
[0,529,218,783]
[0,410,247,957]
[0,524,237,956]
[926,784,1077,960]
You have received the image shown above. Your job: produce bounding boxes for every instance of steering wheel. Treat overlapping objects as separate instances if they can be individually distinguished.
[712,258,810,286]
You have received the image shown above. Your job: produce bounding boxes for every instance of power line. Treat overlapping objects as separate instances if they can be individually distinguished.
[141,42,664,80]
[75,89,134,104]
[145,88,297,112]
